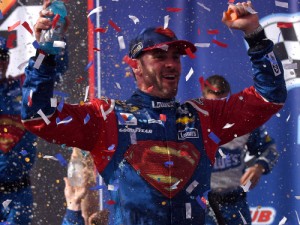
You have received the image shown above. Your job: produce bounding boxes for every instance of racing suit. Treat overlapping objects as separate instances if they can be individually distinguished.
[21,32,286,224]
[205,126,278,225]
[61,209,84,225]
[0,76,36,224]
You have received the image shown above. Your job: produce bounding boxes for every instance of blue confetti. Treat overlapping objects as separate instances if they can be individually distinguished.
[208,132,221,144]
[20,150,28,156]
[57,116,72,125]
[0,10,3,20]
[196,195,207,210]
[55,153,68,167]
[54,90,69,98]
[85,61,93,71]
[108,144,115,151]
[57,99,64,112]
[89,185,105,191]
[56,117,61,124]
[164,161,174,167]
[32,40,40,49]
[84,113,90,124]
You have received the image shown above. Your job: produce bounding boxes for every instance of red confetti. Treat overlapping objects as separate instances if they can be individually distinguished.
[94,27,107,33]
[6,33,16,48]
[93,47,101,51]
[205,80,219,92]
[108,20,121,32]
[160,114,166,122]
[8,20,21,31]
[52,14,61,29]
[199,76,205,93]
[198,28,201,36]
[212,39,228,48]
[166,7,183,12]
[27,96,32,107]
[180,151,190,157]
[76,76,84,83]
[228,0,235,3]
[22,21,33,35]
[185,48,196,59]
[106,200,116,205]
[207,29,219,35]
[277,22,293,28]
[123,55,137,68]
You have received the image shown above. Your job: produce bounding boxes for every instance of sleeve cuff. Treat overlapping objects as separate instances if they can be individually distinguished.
[34,49,56,67]
[63,209,85,225]
[244,26,273,53]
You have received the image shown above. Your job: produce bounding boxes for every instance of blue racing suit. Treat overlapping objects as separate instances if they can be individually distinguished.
[0,76,36,225]
[61,209,84,225]
[20,32,286,224]
[205,126,278,225]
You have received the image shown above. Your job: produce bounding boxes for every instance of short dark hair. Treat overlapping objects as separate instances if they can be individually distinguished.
[203,75,231,96]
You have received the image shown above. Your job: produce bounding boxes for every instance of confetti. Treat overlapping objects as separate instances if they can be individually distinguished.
[295,210,300,225]
[87,6,103,18]
[128,15,139,24]
[207,29,219,35]
[158,44,169,51]
[52,14,60,29]
[185,67,194,82]
[197,2,211,11]
[17,60,29,70]
[43,155,58,161]
[106,200,116,205]
[295,196,300,200]
[240,180,251,192]
[185,203,192,219]
[108,184,118,191]
[37,109,50,125]
[123,55,137,68]
[21,21,33,35]
[2,199,12,210]
[100,105,107,120]
[116,82,121,89]
[108,144,115,151]
[118,36,126,50]
[8,20,21,31]
[50,98,57,107]
[55,153,68,166]
[89,185,105,190]
[32,40,40,49]
[164,15,170,29]
[170,180,181,190]
[84,114,90,124]
[194,43,210,48]
[160,114,167,122]
[278,216,287,225]
[53,41,66,48]
[57,100,64,112]
[186,180,199,194]
[208,132,221,144]
[93,47,101,51]
[130,132,137,144]
[196,195,207,209]
[185,48,196,59]
[20,150,28,156]
[94,27,107,33]
[218,148,227,159]
[277,22,293,28]
[164,161,174,167]
[245,6,257,14]
[239,211,247,224]
[34,53,45,69]
[108,19,121,32]
[27,89,33,107]
[286,113,291,122]
[84,86,89,102]
[166,7,182,12]
[0,10,3,20]
[275,0,288,8]
[212,39,228,48]
[85,61,93,71]
[223,123,235,129]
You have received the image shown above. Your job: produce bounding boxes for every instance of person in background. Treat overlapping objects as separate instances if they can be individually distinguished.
[203,75,279,225]
[62,148,109,225]
[21,2,286,224]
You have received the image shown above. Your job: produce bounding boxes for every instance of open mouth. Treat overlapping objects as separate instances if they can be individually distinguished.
[163,75,176,80]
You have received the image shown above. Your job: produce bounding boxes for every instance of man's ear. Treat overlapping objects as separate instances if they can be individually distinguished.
[132,59,142,77]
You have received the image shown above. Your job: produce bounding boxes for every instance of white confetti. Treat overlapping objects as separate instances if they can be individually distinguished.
[37,109,51,125]
[158,44,169,51]
[170,180,181,190]
[239,211,247,224]
[186,180,199,194]
[278,216,287,225]
[197,2,211,11]
[84,86,89,102]
[194,43,210,48]
[43,155,58,161]
[223,123,235,129]
[108,184,115,191]
[2,199,12,210]
[118,36,126,50]
[53,41,66,48]
[50,98,57,107]
[128,15,140,24]
[295,196,300,200]
[164,15,170,29]
[34,53,45,69]
[286,113,291,122]
[116,82,121,89]
[275,0,289,8]
[185,67,194,82]
[17,60,29,70]
[240,180,251,192]
[284,63,298,70]
[57,117,73,125]
[218,148,227,159]
[245,6,258,14]
[295,210,300,225]
[185,203,192,219]
[130,132,137,144]
[276,113,281,117]
[87,6,103,18]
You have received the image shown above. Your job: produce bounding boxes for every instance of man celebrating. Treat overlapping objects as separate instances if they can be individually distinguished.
[21,2,286,224]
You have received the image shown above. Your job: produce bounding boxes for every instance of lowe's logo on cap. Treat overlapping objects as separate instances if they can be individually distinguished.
[130,42,143,59]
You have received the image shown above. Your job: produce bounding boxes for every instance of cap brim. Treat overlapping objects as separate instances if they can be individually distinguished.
[143,40,197,55]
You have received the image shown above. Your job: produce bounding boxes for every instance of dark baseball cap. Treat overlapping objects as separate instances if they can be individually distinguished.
[129,27,197,59]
